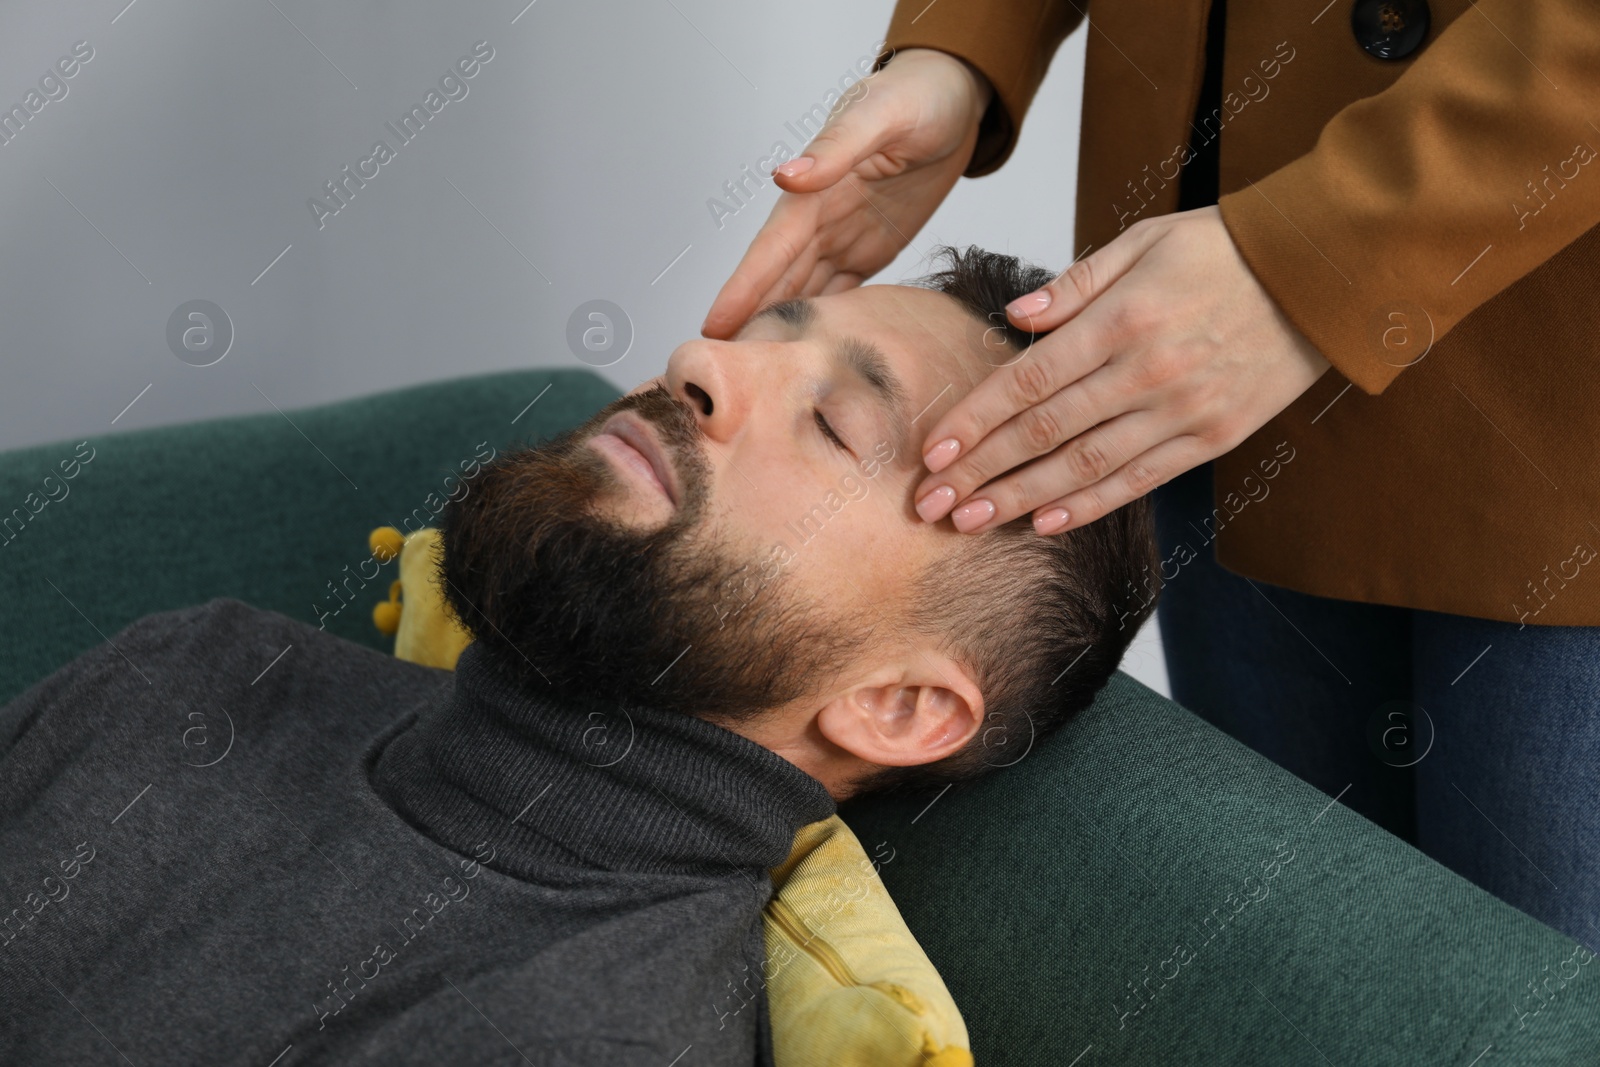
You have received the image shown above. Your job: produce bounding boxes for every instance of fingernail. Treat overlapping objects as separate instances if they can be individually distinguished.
[1033,507,1070,534]
[923,438,960,473]
[776,156,815,178]
[1006,290,1051,319]
[915,485,956,523]
[950,498,995,532]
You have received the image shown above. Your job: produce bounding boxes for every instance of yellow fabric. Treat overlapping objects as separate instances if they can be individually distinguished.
[370,526,972,1065]
[766,816,971,1067]
[372,579,403,635]
[368,525,405,564]
[369,527,473,670]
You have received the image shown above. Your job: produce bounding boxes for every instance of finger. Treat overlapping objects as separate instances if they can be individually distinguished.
[771,81,892,193]
[919,309,1113,476]
[1028,432,1208,536]
[1003,221,1164,334]
[790,259,833,303]
[930,408,1170,533]
[913,362,1127,522]
[749,257,837,318]
[705,87,907,337]
[700,197,820,339]
[819,270,863,296]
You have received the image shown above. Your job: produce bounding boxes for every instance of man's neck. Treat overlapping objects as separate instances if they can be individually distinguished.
[368,642,838,880]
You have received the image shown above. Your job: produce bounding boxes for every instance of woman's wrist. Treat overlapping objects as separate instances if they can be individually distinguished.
[890,46,994,116]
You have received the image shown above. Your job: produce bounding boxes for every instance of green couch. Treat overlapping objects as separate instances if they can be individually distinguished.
[2,370,1593,1065]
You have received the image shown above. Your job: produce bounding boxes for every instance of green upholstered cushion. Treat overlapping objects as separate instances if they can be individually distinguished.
[840,675,1600,1064]
[2,369,1594,1065]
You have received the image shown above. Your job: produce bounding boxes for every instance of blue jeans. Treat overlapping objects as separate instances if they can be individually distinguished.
[1152,460,1600,947]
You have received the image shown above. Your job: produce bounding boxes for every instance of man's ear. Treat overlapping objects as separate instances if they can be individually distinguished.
[813,648,984,769]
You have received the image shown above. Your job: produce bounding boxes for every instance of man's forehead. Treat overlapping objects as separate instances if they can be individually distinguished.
[811,284,991,389]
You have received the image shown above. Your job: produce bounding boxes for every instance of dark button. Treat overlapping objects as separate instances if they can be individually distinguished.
[1351,0,1430,60]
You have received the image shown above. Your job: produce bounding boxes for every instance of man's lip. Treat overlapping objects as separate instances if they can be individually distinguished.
[595,412,679,506]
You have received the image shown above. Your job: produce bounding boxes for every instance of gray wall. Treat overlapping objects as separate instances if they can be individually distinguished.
[0,0,1167,696]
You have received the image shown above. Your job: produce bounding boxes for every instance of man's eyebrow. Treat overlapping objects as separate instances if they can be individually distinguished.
[752,297,815,332]
[752,297,912,465]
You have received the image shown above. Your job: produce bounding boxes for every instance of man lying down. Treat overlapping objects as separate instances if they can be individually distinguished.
[0,247,1157,1066]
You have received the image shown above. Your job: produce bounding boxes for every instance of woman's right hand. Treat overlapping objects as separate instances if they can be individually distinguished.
[699,47,992,340]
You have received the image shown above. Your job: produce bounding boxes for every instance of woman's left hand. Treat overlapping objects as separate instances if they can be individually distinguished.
[912,205,1333,535]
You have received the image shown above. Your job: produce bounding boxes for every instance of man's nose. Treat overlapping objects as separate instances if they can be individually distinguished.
[663,339,753,446]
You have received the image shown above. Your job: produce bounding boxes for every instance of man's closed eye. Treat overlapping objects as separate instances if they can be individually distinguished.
[814,408,852,455]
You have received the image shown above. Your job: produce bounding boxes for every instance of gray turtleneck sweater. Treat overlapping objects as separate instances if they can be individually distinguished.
[0,598,837,1066]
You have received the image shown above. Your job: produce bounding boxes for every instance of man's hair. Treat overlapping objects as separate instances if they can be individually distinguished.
[849,245,1161,796]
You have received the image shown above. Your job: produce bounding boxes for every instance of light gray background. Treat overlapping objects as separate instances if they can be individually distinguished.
[0,0,1169,696]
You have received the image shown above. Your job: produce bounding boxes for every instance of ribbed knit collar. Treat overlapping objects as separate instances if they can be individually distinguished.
[369,642,836,881]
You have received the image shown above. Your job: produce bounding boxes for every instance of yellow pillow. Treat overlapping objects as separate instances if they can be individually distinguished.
[767,816,972,1066]
[368,527,472,670]
[368,526,973,1066]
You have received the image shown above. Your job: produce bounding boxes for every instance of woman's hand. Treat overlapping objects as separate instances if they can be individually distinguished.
[911,206,1333,534]
[700,47,992,340]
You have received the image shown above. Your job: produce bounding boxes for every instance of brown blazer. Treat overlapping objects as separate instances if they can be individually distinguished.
[880,0,1600,627]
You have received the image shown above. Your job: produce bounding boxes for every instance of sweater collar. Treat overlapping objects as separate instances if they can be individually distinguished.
[369,642,836,881]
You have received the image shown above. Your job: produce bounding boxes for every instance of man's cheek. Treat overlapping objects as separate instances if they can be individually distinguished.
[856,439,897,480]
[758,543,795,583]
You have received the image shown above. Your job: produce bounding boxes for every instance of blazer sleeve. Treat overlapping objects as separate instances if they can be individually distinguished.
[1217,0,1600,395]
[874,0,1084,177]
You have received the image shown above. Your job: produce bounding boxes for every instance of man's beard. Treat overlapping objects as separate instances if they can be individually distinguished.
[436,383,873,724]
